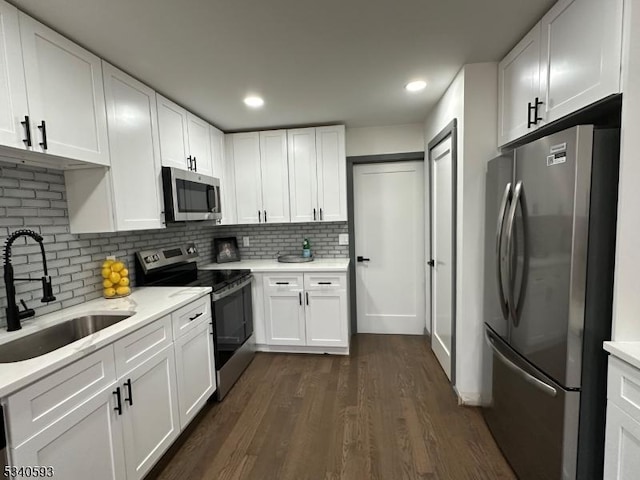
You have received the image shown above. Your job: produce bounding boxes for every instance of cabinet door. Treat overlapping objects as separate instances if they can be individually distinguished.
[18,13,110,165]
[121,347,180,480]
[157,94,189,170]
[316,125,346,222]
[231,132,262,224]
[604,402,640,480]
[186,112,213,176]
[259,130,290,223]
[498,24,541,146]
[305,289,348,347]
[174,320,215,429]
[288,128,318,223]
[0,1,29,150]
[11,384,126,480]
[209,125,225,179]
[538,0,623,124]
[221,135,238,225]
[263,279,306,346]
[103,62,164,231]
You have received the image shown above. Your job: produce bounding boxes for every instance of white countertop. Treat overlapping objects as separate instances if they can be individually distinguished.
[0,286,211,398]
[604,341,640,370]
[200,258,350,272]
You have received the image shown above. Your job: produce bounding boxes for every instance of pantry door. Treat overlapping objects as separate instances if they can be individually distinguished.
[354,161,425,335]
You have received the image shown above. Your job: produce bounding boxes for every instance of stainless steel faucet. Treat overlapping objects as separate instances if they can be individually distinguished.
[3,229,56,331]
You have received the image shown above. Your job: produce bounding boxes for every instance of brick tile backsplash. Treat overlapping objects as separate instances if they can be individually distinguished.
[0,160,348,327]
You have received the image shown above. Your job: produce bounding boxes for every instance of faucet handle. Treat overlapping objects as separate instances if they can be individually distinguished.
[18,299,35,320]
[41,276,56,303]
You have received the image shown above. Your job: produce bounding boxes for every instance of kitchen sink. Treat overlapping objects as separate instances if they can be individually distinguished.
[0,313,134,363]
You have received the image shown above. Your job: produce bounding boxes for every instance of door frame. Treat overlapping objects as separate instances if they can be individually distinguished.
[427,119,458,384]
[347,152,426,335]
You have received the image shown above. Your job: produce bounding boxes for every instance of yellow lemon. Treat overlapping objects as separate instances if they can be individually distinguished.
[116,286,131,296]
[118,277,129,287]
[101,268,112,279]
[120,268,129,277]
[109,271,121,284]
[103,279,114,288]
[102,260,114,268]
[111,261,124,272]
[104,287,116,298]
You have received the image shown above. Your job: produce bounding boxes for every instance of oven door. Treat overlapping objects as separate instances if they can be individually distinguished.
[162,167,221,222]
[212,279,252,370]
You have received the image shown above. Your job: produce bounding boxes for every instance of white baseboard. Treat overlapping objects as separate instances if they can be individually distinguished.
[256,344,350,356]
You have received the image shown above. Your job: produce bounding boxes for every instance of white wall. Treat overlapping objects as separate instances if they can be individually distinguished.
[423,63,498,406]
[613,0,640,340]
[346,124,425,157]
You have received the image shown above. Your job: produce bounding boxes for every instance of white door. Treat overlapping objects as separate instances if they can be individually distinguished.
[498,23,541,146]
[102,62,164,231]
[19,13,110,165]
[174,320,215,429]
[429,137,455,380]
[186,112,213,176]
[259,130,290,223]
[121,347,180,480]
[230,132,262,224]
[0,1,29,150]
[538,0,623,124]
[354,161,425,335]
[209,125,225,179]
[11,383,126,480]
[156,94,189,171]
[288,128,318,223]
[316,125,347,222]
[305,289,348,347]
[604,403,640,480]
[263,275,306,346]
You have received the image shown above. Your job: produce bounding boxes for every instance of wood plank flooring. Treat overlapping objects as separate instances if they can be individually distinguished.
[150,334,515,480]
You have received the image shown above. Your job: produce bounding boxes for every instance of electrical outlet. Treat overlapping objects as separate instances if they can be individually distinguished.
[243,236,250,247]
[338,234,349,246]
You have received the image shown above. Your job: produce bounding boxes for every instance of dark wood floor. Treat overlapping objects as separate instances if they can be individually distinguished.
[151,335,515,480]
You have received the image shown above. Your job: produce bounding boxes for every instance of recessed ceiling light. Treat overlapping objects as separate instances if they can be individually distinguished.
[244,96,264,108]
[405,80,427,92]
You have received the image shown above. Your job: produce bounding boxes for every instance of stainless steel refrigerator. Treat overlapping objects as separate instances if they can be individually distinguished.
[483,125,620,480]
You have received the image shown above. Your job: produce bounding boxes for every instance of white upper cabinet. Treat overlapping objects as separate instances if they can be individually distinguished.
[18,12,110,165]
[0,1,29,150]
[102,62,164,231]
[230,132,263,224]
[259,130,290,224]
[210,125,225,179]
[288,128,318,223]
[538,0,623,125]
[157,94,190,170]
[498,24,541,146]
[221,134,238,225]
[186,112,213,176]
[498,0,623,146]
[316,125,346,222]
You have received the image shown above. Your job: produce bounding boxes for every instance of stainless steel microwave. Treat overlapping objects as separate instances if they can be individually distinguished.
[162,167,222,222]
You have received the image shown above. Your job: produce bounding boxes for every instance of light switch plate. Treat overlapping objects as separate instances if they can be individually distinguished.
[338,234,349,246]
[243,236,250,247]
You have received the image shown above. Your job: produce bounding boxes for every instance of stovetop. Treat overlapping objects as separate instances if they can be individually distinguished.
[188,269,251,292]
[135,262,250,292]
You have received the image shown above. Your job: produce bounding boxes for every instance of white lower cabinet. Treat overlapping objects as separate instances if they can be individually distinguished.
[11,382,126,480]
[173,318,215,429]
[262,272,349,350]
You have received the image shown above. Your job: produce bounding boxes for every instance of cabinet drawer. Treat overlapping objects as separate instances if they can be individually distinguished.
[608,357,640,423]
[264,274,304,290]
[304,273,346,290]
[113,315,172,377]
[5,346,116,447]
[172,295,211,339]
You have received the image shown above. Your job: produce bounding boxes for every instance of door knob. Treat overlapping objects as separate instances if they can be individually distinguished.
[427,259,435,267]
[357,256,370,262]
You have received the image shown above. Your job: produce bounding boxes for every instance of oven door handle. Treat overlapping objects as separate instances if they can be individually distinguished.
[211,276,253,301]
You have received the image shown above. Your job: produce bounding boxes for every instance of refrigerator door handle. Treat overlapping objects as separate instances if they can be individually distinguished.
[505,180,523,326]
[485,330,557,398]
[495,182,512,320]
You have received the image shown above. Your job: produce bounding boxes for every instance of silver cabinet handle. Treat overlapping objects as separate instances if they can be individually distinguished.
[495,183,512,321]
[505,181,522,326]
[485,330,557,397]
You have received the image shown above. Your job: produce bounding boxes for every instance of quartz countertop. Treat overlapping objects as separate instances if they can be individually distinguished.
[0,286,211,398]
[200,258,350,272]
[604,341,640,371]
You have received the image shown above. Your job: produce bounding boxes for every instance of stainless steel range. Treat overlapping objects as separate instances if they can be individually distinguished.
[135,243,254,400]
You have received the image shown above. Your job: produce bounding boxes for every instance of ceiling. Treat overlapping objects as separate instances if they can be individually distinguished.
[13,0,555,131]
